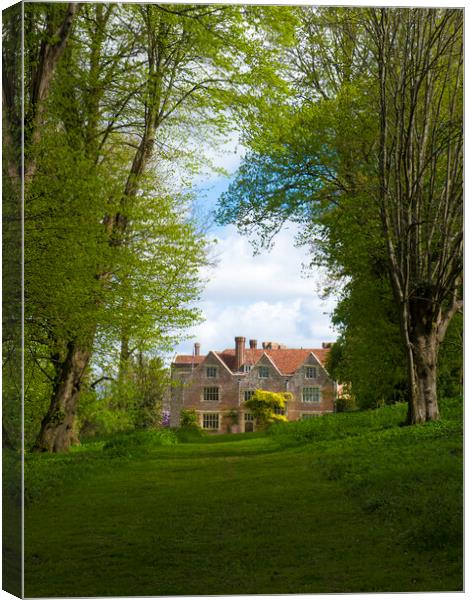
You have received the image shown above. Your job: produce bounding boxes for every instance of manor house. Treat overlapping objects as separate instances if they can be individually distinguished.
[170,336,337,433]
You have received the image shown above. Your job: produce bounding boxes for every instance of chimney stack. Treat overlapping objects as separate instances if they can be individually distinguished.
[194,342,200,356]
[235,336,246,371]
[249,339,257,349]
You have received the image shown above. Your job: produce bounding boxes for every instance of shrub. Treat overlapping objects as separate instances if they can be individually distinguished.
[180,409,199,429]
[102,429,177,457]
[175,427,206,443]
[335,392,357,412]
[245,389,291,430]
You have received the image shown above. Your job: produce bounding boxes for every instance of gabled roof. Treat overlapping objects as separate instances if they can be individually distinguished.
[173,347,330,375]
[172,351,233,373]
[218,347,330,375]
[172,355,205,366]
[213,352,237,371]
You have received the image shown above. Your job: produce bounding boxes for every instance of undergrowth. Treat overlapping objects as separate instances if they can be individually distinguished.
[268,398,462,557]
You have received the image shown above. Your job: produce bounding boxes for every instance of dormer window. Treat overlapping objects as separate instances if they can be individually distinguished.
[243,364,252,373]
[305,366,317,379]
[258,366,269,379]
[206,366,217,378]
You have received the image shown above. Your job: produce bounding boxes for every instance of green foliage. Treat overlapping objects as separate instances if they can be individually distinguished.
[438,313,463,399]
[217,8,462,418]
[269,403,408,446]
[75,354,171,438]
[174,409,206,441]
[76,388,135,439]
[20,3,300,448]
[102,429,177,458]
[175,427,206,444]
[334,389,357,413]
[180,409,199,429]
[244,389,290,429]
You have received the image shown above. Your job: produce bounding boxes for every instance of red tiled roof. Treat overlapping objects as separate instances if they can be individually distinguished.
[172,355,205,365]
[220,347,330,374]
[173,347,330,374]
[215,352,237,371]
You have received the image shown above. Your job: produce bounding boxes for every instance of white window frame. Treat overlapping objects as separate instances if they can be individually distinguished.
[258,366,269,379]
[203,387,220,402]
[202,413,219,430]
[243,364,252,373]
[206,366,217,378]
[244,412,254,422]
[305,366,317,379]
[244,390,255,402]
[302,387,321,403]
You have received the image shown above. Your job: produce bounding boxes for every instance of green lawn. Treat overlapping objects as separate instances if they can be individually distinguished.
[24,402,463,596]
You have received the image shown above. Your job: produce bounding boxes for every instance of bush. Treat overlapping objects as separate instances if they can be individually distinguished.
[244,389,290,430]
[180,409,199,429]
[335,393,357,412]
[102,429,177,457]
[175,426,206,443]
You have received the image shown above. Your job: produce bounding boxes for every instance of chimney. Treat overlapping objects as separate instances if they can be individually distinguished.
[249,339,257,349]
[235,336,246,370]
[194,342,200,356]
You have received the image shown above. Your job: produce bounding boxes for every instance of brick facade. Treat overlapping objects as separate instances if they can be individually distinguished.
[170,337,336,433]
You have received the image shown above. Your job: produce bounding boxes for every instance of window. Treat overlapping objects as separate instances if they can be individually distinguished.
[305,366,317,379]
[243,364,252,373]
[302,413,320,420]
[203,387,219,402]
[258,366,269,378]
[273,406,285,415]
[244,390,255,402]
[206,366,217,378]
[203,413,219,429]
[302,387,321,403]
[244,412,254,422]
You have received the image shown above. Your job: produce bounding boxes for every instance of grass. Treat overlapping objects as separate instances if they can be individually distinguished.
[24,399,463,596]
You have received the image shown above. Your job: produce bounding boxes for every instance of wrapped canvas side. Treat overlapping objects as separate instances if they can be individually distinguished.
[2,2,24,598]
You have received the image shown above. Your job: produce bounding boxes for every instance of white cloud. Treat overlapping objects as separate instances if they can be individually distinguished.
[176,225,338,355]
[201,225,327,303]
[193,133,245,184]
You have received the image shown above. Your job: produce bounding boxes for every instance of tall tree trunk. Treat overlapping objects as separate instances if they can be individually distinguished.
[406,332,440,425]
[33,340,92,452]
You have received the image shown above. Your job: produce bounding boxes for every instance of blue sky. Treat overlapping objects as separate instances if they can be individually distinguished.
[175,152,338,357]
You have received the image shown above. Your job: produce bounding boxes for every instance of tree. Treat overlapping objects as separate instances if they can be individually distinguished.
[23,4,297,452]
[368,9,463,423]
[28,4,213,451]
[217,7,463,424]
[244,390,291,430]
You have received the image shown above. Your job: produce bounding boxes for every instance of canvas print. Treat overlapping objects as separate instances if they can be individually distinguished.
[2,2,463,597]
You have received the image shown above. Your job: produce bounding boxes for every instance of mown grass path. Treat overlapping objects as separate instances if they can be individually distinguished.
[25,433,461,596]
